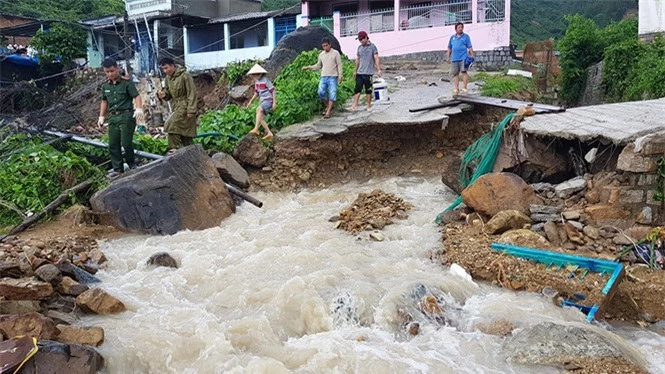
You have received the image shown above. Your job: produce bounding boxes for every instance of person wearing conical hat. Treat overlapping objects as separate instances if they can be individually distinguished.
[245,64,276,141]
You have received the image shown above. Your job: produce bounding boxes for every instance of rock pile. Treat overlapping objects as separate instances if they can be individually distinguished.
[0,236,121,372]
[332,190,413,233]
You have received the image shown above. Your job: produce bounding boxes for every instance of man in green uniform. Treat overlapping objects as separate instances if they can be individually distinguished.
[98,58,145,178]
[157,57,198,154]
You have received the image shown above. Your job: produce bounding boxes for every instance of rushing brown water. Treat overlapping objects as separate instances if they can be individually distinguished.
[85,177,665,373]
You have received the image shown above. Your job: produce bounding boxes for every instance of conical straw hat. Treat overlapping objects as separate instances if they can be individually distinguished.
[246,64,267,75]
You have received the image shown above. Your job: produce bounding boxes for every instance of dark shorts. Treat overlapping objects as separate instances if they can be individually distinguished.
[354,74,372,94]
[260,100,273,115]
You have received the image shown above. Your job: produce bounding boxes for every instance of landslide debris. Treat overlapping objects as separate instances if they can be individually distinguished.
[335,190,413,233]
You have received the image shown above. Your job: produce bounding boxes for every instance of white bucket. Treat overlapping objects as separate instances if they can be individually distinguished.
[373,79,389,102]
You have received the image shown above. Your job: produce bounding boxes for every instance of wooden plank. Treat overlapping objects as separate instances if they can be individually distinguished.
[408,100,462,113]
[454,95,565,113]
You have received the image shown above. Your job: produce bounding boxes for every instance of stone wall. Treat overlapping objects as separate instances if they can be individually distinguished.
[580,61,605,107]
[382,46,513,70]
[473,46,513,70]
[585,135,665,231]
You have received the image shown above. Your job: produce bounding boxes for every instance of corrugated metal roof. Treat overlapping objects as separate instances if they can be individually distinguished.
[208,6,300,24]
[520,98,665,144]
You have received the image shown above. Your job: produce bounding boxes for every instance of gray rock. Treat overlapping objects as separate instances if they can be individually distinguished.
[229,85,251,100]
[583,225,601,240]
[530,205,562,215]
[263,26,342,79]
[531,223,545,232]
[554,177,587,198]
[147,252,179,269]
[530,213,560,223]
[562,210,581,220]
[637,206,653,225]
[211,152,250,189]
[233,136,270,168]
[19,340,104,374]
[503,322,624,365]
[91,145,235,235]
[34,264,63,286]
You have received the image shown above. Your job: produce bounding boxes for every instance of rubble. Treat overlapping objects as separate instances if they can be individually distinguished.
[334,190,413,233]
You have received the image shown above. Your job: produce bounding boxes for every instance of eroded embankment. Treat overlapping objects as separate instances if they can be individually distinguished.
[249,107,509,191]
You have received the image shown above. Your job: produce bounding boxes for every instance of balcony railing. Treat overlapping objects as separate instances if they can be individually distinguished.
[401,1,472,30]
[340,8,395,37]
[310,16,334,32]
[482,0,506,22]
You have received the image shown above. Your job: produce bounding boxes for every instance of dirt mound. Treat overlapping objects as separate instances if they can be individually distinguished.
[334,189,413,233]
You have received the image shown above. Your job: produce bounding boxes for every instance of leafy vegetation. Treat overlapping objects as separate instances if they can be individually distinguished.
[220,60,262,85]
[472,72,537,99]
[0,0,124,21]
[0,134,105,228]
[558,15,664,105]
[30,23,88,66]
[558,15,606,105]
[200,50,356,151]
[511,0,637,48]
[261,0,299,11]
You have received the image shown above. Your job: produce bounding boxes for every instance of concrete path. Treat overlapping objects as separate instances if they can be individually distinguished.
[277,63,477,140]
[521,98,665,144]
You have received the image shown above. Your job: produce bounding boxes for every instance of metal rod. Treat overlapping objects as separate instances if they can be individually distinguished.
[43,130,263,208]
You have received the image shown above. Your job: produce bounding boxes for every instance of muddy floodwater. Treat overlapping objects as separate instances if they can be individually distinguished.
[85,177,665,373]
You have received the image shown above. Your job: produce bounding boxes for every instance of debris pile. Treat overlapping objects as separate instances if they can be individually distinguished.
[0,230,120,373]
[333,189,413,233]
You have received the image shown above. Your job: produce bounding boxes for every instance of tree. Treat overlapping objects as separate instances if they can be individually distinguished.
[31,23,88,66]
[0,0,124,22]
[557,15,604,105]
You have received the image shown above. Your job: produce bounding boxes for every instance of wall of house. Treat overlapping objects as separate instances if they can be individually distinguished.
[335,17,510,59]
[184,18,277,71]
[638,0,665,37]
[180,0,221,18]
[126,0,173,17]
[0,16,36,46]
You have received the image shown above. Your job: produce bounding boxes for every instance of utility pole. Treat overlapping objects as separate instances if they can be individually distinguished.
[123,11,131,76]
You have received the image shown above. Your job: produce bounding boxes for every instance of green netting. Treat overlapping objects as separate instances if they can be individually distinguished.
[435,112,515,224]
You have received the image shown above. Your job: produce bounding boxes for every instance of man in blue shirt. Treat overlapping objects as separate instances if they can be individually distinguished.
[447,22,474,96]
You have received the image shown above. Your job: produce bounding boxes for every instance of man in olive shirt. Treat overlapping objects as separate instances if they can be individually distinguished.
[157,57,198,154]
[98,58,145,178]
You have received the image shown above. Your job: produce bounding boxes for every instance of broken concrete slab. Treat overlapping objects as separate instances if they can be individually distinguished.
[520,98,665,144]
[555,177,587,198]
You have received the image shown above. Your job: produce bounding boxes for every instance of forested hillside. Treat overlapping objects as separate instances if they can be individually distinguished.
[0,0,124,21]
[511,0,638,48]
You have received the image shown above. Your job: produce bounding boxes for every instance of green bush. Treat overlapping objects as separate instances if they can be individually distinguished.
[476,74,537,98]
[220,60,262,85]
[198,50,356,152]
[558,14,605,105]
[30,22,87,65]
[605,34,665,101]
[0,135,105,227]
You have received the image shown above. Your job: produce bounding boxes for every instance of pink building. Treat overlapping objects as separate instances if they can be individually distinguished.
[301,0,511,63]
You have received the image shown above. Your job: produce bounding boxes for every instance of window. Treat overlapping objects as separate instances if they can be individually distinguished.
[188,24,224,53]
[230,20,268,50]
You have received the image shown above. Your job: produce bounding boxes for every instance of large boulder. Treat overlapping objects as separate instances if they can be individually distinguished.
[503,322,629,365]
[55,325,104,346]
[263,26,342,79]
[76,288,126,315]
[211,152,250,189]
[0,278,54,300]
[461,173,541,217]
[90,145,235,235]
[0,312,59,340]
[233,136,270,168]
[485,210,532,235]
[18,340,104,374]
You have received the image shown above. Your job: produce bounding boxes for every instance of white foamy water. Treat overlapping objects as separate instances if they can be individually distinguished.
[86,177,665,373]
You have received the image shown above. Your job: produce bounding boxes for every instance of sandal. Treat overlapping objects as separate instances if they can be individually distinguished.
[262,133,274,141]
[323,113,330,119]
[249,129,260,136]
